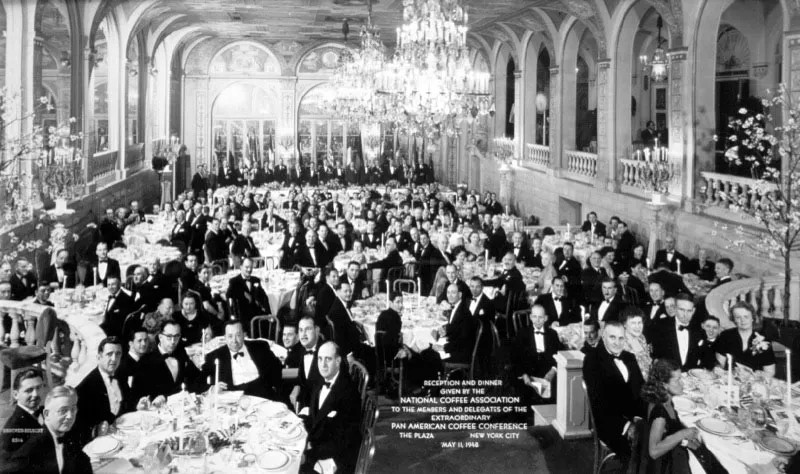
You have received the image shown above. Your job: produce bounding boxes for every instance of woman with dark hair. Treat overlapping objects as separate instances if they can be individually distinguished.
[715,301,776,375]
[630,244,647,270]
[640,358,699,474]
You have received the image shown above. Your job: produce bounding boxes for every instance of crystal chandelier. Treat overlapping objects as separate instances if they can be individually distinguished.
[325,0,389,123]
[639,16,668,83]
[377,0,492,129]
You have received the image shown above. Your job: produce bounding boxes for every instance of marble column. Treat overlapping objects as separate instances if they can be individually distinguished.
[667,48,689,208]
[548,67,561,172]
[595,59,615,192]
[513,70,524,161]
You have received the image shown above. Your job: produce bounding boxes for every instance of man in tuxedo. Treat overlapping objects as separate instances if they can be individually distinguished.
[653,235,687,272]
[582,320,601,353]
[590,278,624,323]
[41,250,75,290]
[260,207,287,234]
[191,164,209,198]
[698,316,722,369]
[1,369,45,459]
[300,342,362,474]
[8,259,36,301]
[483,252,526,297]
[101,276,136,338]
[434,283,479,364]
[129,266,157,313]
[556,242,583,296]
[436,264,470,304]
[486,215,507,260]
[75,337,136,446]
[332,222,352,254]
[170,209,191,249]
[512,304,564,404]
[226,258,271,333]
[689,249,716,282]
[714,257,734,289]
[642,281,669,333]
[366,236,403,287]
[326,283,368,367]
[132,319,203,402]
[581,252,607,304]
[32,284,54,307]
[581,211,607,238]
[279,220,304,269]
[204,218,229,263]
[504,231,532,267]
[5,386,92,474]
[582,321,645,460]
[89,242,121,287]
[282,324,302,369]
[537,276,581,326]
[314,268,339,330]
[204,320,283,401]
[417,231,445,295]
[361,220,381,249]
[297,229,328,269]
[343,261,367,301]
[649,294,711,371]
[485,193,503,215]
[118,327,149,383]
[231,221,260,264]
[274,159,288,183]
[616,221,636,265]
[289,315,324,409]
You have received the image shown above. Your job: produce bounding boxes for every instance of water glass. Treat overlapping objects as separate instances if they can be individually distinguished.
[751,407,767,430]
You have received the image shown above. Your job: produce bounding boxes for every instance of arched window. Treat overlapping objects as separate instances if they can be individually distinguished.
[297,84,362,166]
[212,83,278,170]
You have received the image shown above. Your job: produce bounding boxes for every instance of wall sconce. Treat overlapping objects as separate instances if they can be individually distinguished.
[60,51,70,68]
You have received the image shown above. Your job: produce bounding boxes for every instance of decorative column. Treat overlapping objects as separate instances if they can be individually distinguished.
[279,77,297,165]
[667,48,689,208]
[595,59,615,191]
[513,70,524,160]
[646,202,667,267]
[548,67,562,172]
[498,163,513,211]
[553,351,591,440]
[82,47,96,184]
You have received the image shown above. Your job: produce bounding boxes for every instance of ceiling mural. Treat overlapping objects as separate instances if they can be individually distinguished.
[298,46,344,74]
[209,43,281,74]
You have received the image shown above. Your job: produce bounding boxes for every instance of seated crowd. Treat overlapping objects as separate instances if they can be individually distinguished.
[0,166,749,473]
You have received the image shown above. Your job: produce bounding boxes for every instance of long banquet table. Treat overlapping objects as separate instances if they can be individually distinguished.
[84,393,307,474]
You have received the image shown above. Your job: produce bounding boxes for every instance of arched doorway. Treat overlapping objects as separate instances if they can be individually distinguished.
[211,82,279,170]
[297,83,362,167]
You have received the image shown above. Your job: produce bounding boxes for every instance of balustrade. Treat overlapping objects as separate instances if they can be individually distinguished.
[91,150,118,182]
[564,150,597,183]
[699,171,777,214]
[524,143,551,170]
[705,275,800,329]
[125,144,145,173]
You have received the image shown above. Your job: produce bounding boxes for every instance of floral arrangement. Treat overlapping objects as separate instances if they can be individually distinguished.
[750,332,770,355]
[720,102,770,179]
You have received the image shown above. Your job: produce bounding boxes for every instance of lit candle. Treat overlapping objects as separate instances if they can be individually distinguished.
[788,349,793,409]
[727,354,734,407]
[676,259,681,275]
[484,250,489,273]
[566,223,570,235]
[646,257,651,270]
[385,280,390,309]
[214,358,220,393]
[417,277,422,304]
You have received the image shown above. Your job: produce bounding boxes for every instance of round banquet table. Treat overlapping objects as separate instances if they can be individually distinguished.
[675,368,798,474]
[351,294,447,352]
[250,230,285,260]
[541,232,601,267]
[85,393,307,474]
[123,219,174,245]
[459,260,540,294]
[109,244,182,278]
[209,269,301,313]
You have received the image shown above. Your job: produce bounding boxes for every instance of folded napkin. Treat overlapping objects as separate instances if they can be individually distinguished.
[531,377,552,399]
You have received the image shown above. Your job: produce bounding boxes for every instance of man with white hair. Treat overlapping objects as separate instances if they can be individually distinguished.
[6,385,92,473]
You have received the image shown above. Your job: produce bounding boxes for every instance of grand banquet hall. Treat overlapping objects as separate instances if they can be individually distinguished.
[0,0,799,473]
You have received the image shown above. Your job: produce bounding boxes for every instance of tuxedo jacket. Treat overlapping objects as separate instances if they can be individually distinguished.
[654,249,688,273]
[0,405,43,458]
[505,244,534,267]
[555,256,583,286]
[580,221,607,237]
[343,276,366,301]
[326,297,363,356]
[581,266,607,303]
[537,293,581,326]
[86,258,121,286]
[436,279,470,305]
[649,317,709,371]
[132,347,203,401]
[690,259,716,282]
[274,165,288,183]
[486,226,508,260]
[590,295,624,323]
[330,234,352,255]
[417,244,446,294]
[314,283,337,327]
[362,232,381,249]
[642,300,669,335]
[231,234,260,259]
[483,267,525,295]
[582,342,645,457]
[130,280,159,313]
[204,230,229,262]
[303,375,363,474]
[280,231,304,268]
[101,290,136,338]
[648,269,692,297]
[294,343,322,407]
[296,241,330,268]
[202,340,282,400]
[444,301,479,364]
[366,249,403,273]
[75,368,134,446]
[170,221,191,247]
[226,274,271,329]
[375,308,402,364]
[512,326,564,379]
[40,264,75,289]
[3,430,92,474]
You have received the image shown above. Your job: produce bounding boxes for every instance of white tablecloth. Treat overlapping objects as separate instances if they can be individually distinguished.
[351,294,446,352]
[209,269,300,312]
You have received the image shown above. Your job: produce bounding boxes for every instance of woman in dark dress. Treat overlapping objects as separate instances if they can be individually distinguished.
[714,301,776,376]
[640,359,699,474]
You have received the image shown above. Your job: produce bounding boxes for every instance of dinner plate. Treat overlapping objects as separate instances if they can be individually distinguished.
[272,423,304,441]
[83,436,121,457]
[689,369,715,380]
[696,417,736,436]
[259,450,291,471]
[217,391,244,405]
[759,436,797,456]
[672,396,696,413]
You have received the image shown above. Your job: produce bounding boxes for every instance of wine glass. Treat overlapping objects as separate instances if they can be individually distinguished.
[751,407,767,431]
[239,396,252,416]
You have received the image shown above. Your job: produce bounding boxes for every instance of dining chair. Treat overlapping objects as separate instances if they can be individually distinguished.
[360,393,379,436]
[392,278,417,296]
[354,423,376,474]
[374,330,404,399]
[443,324,483,380]
[512,309,532,336]
[250,314,280,342]
[0,306,56,402]
[249,256,266,269]
[582,380,617,474]
[349,359,370,409]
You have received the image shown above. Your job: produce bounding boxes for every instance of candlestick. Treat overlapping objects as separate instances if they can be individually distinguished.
[417,277,422,305]
[484,250,489,273]
[646,257,651,270]
[566,223,570,235]
[676,259,681,275]
[727,354,734,408]
[214,358,220,392]
[788,349,793,408]
[385,280,390,309]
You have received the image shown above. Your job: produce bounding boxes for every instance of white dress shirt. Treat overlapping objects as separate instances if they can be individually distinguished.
[552,297,563,316]
[666,251,674,262]
[319,371,340,409]
[100,369,122,416]
[303,345,316,376]
[650,303,661,320]
[613,356,629,382]
[598,300,611,321]
[468,295,480,315]
[533,328,546,353]
[230,344,259,386]
[159,347,179,381]
[449,303,459,324]
[48,427,64,473]
[676,322,690,365]
[98,261,108,280]
[310,248,317,266]
[56,267,65,284]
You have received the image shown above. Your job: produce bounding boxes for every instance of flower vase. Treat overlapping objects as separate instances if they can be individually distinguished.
[650,191,666,205]
[54,198,68,213]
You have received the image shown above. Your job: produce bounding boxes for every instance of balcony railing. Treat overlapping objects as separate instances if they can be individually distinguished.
[619,158,655,199]
[564,150,597,183]
[523,143,550,171]
[125,144,145,173]
[90,150,118,182]
[699,171,777,212]
[705,275,800,329]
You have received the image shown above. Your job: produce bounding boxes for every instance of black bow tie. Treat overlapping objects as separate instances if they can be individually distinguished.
[535,330,545,335]
[106,373,117,381]
[56,436,66,445]
[99,259,108,263]
[323,381,332,389]
[553,297,561,301]
[304,349,315,356]
[678,325,688,331]
[610,353,622,360]
[232,351,243,359]
[161,353,176,361]
[33,407,44,418]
